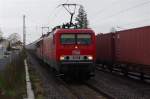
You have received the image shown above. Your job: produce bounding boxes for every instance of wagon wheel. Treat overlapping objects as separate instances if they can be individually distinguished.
[107,65,113,72]
[139,66,144,81]
[121,65,128,77]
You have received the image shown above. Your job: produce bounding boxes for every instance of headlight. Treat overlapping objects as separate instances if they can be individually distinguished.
[60,56,65,60]
[88,56,93,60]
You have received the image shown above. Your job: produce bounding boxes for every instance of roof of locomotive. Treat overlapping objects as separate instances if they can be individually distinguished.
[53,28,95,34]
[36,28,95,40]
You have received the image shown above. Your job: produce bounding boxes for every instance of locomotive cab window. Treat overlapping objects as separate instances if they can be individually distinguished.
[61,34,92,45]
[61,34,75,44]
[77,34,91,44]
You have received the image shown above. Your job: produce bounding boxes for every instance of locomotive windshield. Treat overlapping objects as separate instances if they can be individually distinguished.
[61,34,91,45]
[77,34,91,44]
[61,34,76,44]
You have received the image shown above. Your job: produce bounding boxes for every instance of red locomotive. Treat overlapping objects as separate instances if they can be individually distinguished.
[36,27,96,79]
[96,26,150,79]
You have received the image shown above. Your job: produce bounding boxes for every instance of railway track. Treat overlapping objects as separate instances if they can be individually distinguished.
[56,76,112,99]
[94,66,150,99]
[96,64,150,82]
[27,52,150,99]
[84,82,113,99]
[27,52,112,99]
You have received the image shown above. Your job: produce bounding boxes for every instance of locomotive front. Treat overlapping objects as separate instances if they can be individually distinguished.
[55,29,96,78]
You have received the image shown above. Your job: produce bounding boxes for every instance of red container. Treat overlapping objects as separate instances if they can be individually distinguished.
[115,26,150,66]
[96,33,115,64]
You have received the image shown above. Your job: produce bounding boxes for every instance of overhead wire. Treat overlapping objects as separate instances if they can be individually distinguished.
[43,0,150,32]
[45,0,67,27]
[92,0,150,27]
[120,17,150,27]
[89,0,121,19]
[47,0,72,28]
[65,0,69,3]
[91,17,150,32]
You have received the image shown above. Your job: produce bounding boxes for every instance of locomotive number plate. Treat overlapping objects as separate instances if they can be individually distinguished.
[72,50,80,55]
[72,55,80,60]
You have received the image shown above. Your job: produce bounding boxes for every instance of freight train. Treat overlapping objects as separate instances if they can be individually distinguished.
[28,26,96,80]
[96,26,150,79]
[26,4,97,80]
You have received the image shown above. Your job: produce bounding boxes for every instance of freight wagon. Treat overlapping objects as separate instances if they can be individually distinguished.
[96,26,150,79]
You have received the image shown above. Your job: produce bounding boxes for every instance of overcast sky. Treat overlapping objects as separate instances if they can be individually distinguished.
[0,0,150,44]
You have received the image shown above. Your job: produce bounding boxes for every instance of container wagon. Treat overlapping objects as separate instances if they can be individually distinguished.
[96,33,115,70]
[96,26,150,79]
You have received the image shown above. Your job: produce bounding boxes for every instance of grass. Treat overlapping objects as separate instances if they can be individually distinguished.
[0,50,26,99]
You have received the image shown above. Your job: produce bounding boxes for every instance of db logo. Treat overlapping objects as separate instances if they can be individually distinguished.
[72,50,80,55]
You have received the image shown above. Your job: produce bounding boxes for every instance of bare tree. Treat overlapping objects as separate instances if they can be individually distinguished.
[8,33,21,44]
